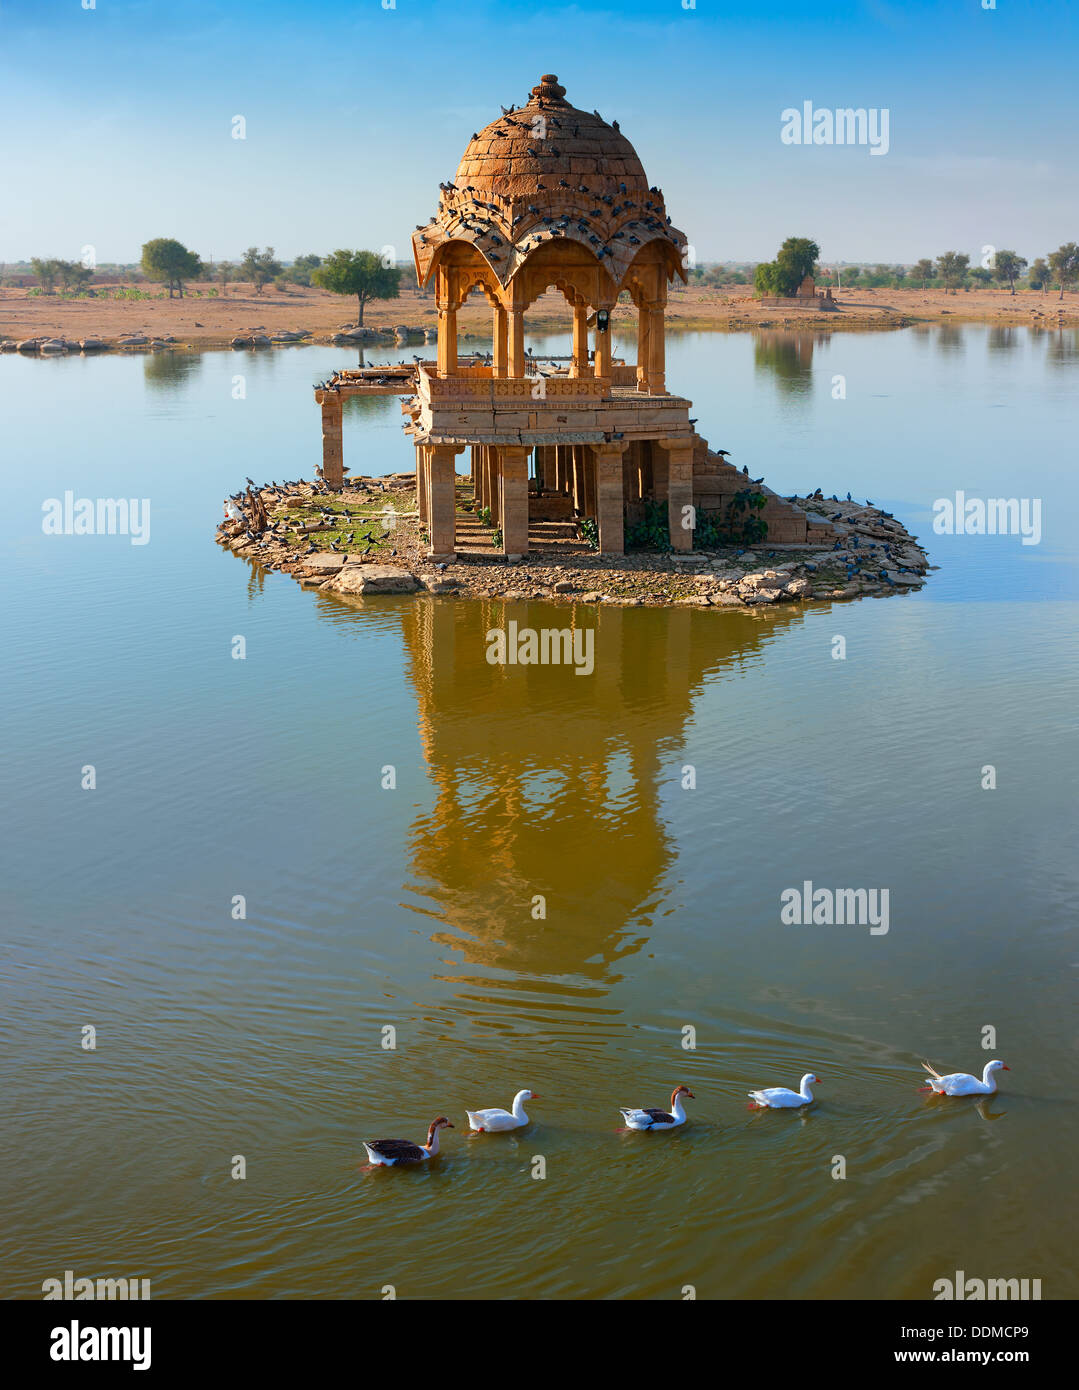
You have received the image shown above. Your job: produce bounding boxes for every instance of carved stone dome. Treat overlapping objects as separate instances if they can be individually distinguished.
[454,74,651,200]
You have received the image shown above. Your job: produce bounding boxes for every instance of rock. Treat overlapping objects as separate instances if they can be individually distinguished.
[420,576,457,593]
[251,335,271,346]
[15,338,44,351]
[710,593,746,607]
[302,553,346,572]
[285,497,307,508]
[231,336,253,348]
[552,579,576,593]
[80,338,108,352]
[39,339,67,353]
[784,576,812,597]
[744,587,782,604]
[580,591,606,602]
[117,333,148,345]
[329,565,419,595]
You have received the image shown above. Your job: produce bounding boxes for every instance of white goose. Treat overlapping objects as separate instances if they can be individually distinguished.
[619,1084,695,1131]
[748,1073,820,1109]
[362,1117,453,1166]
[920,1059,1009,1096]
[466,1089,538,1133]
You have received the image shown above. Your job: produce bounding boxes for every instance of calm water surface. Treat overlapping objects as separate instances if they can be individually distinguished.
[2,326,1077,1299]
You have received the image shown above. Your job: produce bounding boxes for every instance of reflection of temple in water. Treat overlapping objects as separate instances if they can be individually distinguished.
[384,596,805,986]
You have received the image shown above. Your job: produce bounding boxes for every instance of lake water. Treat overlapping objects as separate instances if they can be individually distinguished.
[2,325,1077,1300]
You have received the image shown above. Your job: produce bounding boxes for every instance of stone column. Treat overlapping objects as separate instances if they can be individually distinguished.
[636,307,651,392]
[507,304,526,379]
[572,304,590,377]
[320,392,344,490]
[584,448,598,517]
[416,443,428,523]
[500,445,530,556]
[428,444,460,558]
[492,305,508,377]
[594,443,626,554]
[437,304,457,375]
[572,445,587,513]
[647,305,666,395]
[664,440,694,553]
[594,310,613,378]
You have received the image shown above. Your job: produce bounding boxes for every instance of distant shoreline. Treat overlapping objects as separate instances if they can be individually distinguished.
[2,281,1076,354]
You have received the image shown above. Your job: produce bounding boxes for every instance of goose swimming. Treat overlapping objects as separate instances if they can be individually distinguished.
[748,1073,820,1109]
[362,1117,453,1166]
[919,1060,1009,1096]
[466,1089,537,1133]
[619,1085,695,1131]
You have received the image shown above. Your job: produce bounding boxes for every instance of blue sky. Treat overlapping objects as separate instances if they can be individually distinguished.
[2,0,1075,266]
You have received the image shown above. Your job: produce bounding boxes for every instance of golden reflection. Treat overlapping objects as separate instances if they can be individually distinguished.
[386,596,805,987]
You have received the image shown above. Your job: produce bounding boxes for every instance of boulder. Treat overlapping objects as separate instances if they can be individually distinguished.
[40,339,68,353]
[80,338,108,351]
[301,553,346,572]
[329,565,419,595]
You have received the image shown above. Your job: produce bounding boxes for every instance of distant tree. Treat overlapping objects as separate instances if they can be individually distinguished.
[141,238,202,298]
[1028,257,1051,291]
[284,253,322,287]
[217,261,236,295]
[54,260,93,292]
[891,265,907,287]
[754,237,819,298]
[969,267,993,287]
[992,250,1027,295]
[313,249,401,325]
[240,246,283,295]
[913,259,935,289]
[1048,242,1079,300]
[31,257,61,292]
[936,251,970,293]
[842,266,862,286]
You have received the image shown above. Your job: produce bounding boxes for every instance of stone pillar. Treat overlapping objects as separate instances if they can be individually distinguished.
[416,443,428,523]
[665,441,694,553]
[320,392,344,490]
[572,445,586,513]
[492,305,508,377]
[572,304,590,377]
[507,304,526,379]
[636,307,651,392]
[500,445,530,556]
[594,310,613,378]
[428,444,460,557]
[647,305,666,395]
[437,304,457,375]
[584,448,598,517]
[594,443,626,554]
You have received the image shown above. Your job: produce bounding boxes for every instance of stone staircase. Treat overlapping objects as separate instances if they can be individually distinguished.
[691,435,834,545]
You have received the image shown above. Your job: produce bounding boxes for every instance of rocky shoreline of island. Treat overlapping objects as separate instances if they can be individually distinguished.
[215,475,933,607]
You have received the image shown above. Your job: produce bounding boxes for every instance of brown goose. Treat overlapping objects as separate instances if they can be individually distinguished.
[362,1117,453,1166]
[619,1085,695,1131]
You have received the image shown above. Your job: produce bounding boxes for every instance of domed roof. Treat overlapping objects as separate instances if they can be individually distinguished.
[412,75,687,293]
[454,74,650,200]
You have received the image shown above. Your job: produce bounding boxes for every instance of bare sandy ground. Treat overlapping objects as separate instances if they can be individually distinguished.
[2,280,1075,348]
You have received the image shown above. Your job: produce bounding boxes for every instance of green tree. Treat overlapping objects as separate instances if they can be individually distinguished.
[969,267,993,287]
[1048,242,1079,300]
[936,251,970,293]
[284,253,322,287]
[313,249,401,325]
[54,260,93,292]
[913,259,934,289]
[31,257,61,292]
[992,250,1027,295]
[1028,257,1051,291]
[217,261,236,295]
[240,246,283,295]
[141,237,202,298]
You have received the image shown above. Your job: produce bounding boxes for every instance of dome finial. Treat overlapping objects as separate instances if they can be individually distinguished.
[530,74,567,103]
